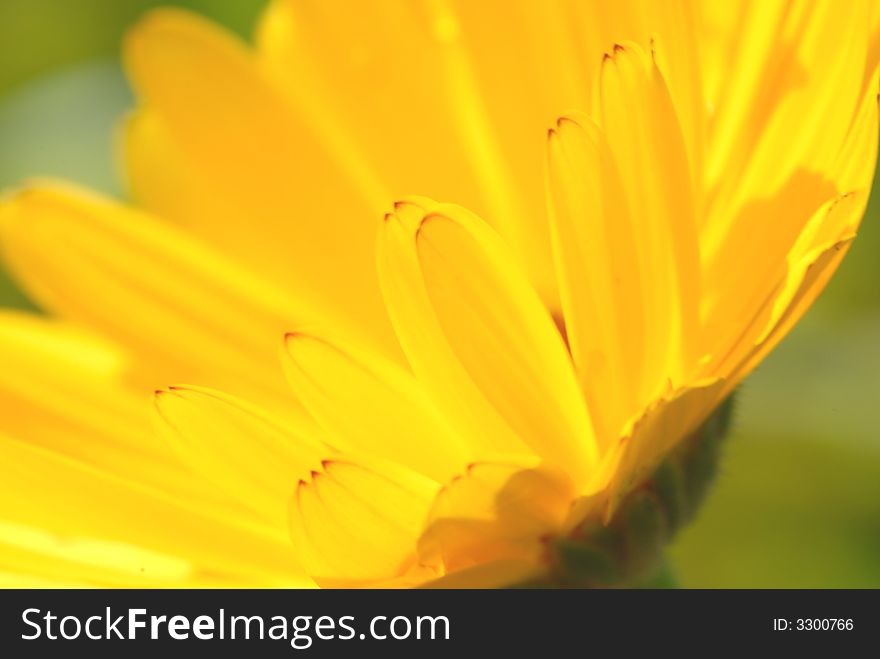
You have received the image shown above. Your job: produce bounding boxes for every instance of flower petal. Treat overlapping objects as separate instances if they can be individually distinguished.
[256,0,595,307]
[419,558,540,589]
[379,198,531,461]
[0,183,318,409]
[0,432,308,586]
[705,190,869,385]
[546,115,645,446]
[379,198,597,483]
[701,1,873,330]
[596,43,702,392]
[122,109,212,225]
[729,193,866,387]
[123,8,396,351]
[153,385,328,530]
[282,331,469,482]
[829,64,880,196]
[703,0,870,221]
[418,462,575,574]
[0,310,237,510]
[290,458,438,586]
[0,519,216,588]
[578,378,728,522]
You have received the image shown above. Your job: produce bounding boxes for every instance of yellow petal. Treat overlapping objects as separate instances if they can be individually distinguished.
[419,558,540,589]
[380,198,597,483]
[154,385,328,530]
[282,331,469,482]
[121,109,213,226]
[596,43,701,392]
[0,432,309,586]
[705,190,868,385]
[725,192,867,387]
[702,66,878,375]
[0,570,94,589]
[870,2,880,86]
[576,378,727,523]
[829,64,880,195]
[256,0,586,308]
[740,240,854,382]
[154,386,442,586]
[290,458,438,586]
[256,1,707,311]
[702,0,871,267]
[379,197,531,461]
[0,310,240,511]
[566,1,705,177]
[123,7,396,353]
[613,378,726,507]
[418,462,574,573]
[0,519,227,588]
[0,182,317,410]
[546,115,645,446]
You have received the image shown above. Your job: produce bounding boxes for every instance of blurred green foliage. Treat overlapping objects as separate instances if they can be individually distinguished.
[671,433,880,587]
[0,0,877,587]
[0,0,264,95]
[0,0,264,307]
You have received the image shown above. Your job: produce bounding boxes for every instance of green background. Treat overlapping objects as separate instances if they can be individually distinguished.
[1,0,877,587]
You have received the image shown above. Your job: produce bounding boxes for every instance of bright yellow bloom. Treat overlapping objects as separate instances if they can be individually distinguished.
[0,1,877,587]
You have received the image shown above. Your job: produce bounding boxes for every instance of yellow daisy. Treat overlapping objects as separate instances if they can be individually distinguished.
[0,0,877,587]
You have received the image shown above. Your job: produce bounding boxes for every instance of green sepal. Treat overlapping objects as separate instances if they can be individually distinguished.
[513,394,735,588]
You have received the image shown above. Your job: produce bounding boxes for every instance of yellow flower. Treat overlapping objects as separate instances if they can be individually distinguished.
[0,1,877,587]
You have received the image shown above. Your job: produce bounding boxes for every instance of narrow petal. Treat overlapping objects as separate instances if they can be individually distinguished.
[123,8,396,351]
[700,1,872,331]
[380,198,597,483]
[705,190,869,385]
[575,378,727,523]
[0,433,308,586]
[122,109,214,225]
[419,559,540,589]
[0,183,319,409]
[606,379,727,512]
[725,193,867,387]
[290,458,439,586]
[702,66,878,378]
[0,311,238,510]
[256,1,705,312]
[154,386,440,586]
[741,240,854,381]
[153,385,328,529]
[596,43,702,392]
[566,1,705,176]
[829,64,880,196]
[546,115,644,446]
[379,198,531,461]
[282,332,469,482]
[256,0,588,307]
[0,520,224,588]
[703,0,870,223]
[418,462,575,573]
